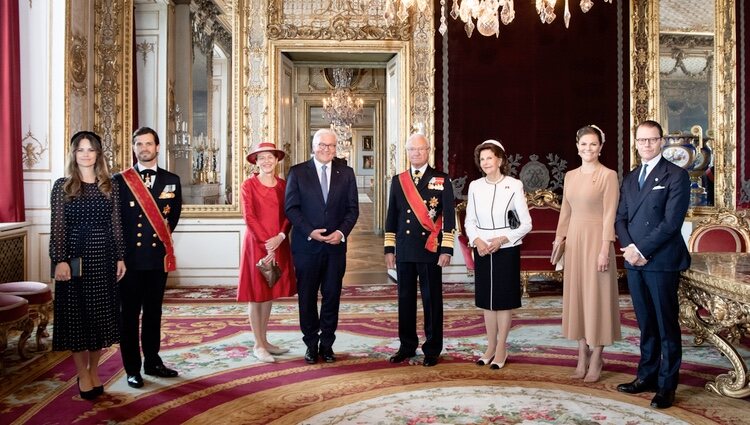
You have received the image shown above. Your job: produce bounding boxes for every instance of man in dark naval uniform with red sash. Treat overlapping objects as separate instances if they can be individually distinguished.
[384,133,455,367]
[114,127,182,388]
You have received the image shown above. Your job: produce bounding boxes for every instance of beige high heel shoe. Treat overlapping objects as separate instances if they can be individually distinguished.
[253,347,276,363]
[489,353,509,370]
[583,359,603,383]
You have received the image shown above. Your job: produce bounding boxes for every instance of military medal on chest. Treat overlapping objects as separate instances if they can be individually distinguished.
[427,177,445,190]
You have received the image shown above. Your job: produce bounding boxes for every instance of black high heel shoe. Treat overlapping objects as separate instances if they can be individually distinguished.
[93,385,104,396]
[77,377,100,400]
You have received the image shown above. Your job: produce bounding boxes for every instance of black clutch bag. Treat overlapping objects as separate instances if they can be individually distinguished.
[507,210,520,229]
[51,257,82,279]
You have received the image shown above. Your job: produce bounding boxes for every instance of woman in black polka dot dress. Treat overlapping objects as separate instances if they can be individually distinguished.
[50,131,126,400]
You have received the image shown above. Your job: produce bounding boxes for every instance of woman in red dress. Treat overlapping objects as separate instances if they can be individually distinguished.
[237,142,296,363]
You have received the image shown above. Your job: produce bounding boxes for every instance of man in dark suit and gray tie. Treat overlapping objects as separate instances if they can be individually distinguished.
[285,128,359,364]
[614,120,691,409]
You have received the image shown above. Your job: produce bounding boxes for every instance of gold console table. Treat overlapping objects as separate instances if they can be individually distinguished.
[679,253,750,398]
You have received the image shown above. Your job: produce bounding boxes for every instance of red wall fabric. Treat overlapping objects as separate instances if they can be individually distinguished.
[739,1,749,209]
[0,0,26,222]
[435,1,627,195]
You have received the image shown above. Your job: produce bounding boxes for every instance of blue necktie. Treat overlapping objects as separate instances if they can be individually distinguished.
[638,164,648,190]
[321,165,328,202]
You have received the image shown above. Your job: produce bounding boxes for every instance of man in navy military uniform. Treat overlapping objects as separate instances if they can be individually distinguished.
[115,127,182,388]
[384,133,455,367]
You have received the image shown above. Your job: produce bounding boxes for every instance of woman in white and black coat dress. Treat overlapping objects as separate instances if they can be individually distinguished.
[464,140,532,370]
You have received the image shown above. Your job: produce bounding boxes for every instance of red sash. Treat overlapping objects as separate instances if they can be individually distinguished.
[121,168,177,272]
[399,171,443,253]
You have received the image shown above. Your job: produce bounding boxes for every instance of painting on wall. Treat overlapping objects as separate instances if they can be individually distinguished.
[362,155,373,169]
[362,135,373,151]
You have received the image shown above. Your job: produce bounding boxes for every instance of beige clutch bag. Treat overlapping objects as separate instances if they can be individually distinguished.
[550,240,565,266]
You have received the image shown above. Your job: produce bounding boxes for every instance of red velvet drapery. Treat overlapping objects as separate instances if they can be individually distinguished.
[0,0,25,222]
[434,1,626,194]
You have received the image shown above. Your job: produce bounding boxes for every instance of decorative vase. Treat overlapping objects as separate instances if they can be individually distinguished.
[662,125,712,206]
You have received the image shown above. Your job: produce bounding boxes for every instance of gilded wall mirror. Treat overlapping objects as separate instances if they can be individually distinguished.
[66,0,245,216]
[631,0,736,213]
[129,0,241,216]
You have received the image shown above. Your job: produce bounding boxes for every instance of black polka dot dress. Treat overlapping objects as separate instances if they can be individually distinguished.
[49,178,124,352]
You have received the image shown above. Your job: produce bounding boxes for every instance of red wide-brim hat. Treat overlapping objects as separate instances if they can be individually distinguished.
[246,142,285,164]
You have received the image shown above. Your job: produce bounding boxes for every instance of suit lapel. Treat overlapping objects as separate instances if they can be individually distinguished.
[417,167,433,191]
[630,158,670,217]
[151,168,166,197]
[328,162,343,203]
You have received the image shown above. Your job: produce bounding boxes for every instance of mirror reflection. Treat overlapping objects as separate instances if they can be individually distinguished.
[659,0,715,206]
[135,0,233,206]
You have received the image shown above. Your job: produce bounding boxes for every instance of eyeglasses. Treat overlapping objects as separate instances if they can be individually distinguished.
[407,147,430,152]
[635,137,662,146]
[317,143,337,151]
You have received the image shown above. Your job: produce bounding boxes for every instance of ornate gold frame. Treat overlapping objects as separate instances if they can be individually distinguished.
[630,0,736,213]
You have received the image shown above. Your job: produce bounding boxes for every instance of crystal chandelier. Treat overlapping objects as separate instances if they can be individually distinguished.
[385,0,614,38]
[384,0,430,24]
[322,68,364,142]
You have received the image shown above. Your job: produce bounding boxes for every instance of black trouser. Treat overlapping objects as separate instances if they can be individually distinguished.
[395,261,444,356]
[294,250,346,350]
[119,269,168,375]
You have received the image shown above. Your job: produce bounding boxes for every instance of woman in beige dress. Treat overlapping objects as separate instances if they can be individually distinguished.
[553,125,621,383]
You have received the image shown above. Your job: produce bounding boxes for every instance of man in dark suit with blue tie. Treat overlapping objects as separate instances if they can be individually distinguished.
[614,120,691,409]
[285,128,359,364]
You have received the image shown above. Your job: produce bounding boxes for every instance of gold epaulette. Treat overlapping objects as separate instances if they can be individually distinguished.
[440,230,455,248]
[384,231,396,247]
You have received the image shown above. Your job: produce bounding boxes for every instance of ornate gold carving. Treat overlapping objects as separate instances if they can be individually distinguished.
[267,0,410,41]
[0,315,33,370]
[69,34,88,97]
[630,0,658,134]
[525,189,561,209]
[409,2,433,139]
[93,0,130,172]
[21,128,48,170]
[713,0,736,211]
[136,39,155,66]
[244,0,269,180]
[680,254,750,398]
[388,143,397,180]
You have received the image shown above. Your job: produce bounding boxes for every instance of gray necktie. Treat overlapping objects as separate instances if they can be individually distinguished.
[321,165,328,202]
[638,164,648,189]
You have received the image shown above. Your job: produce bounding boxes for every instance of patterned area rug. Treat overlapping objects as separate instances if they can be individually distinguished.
[1,284,748,424]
